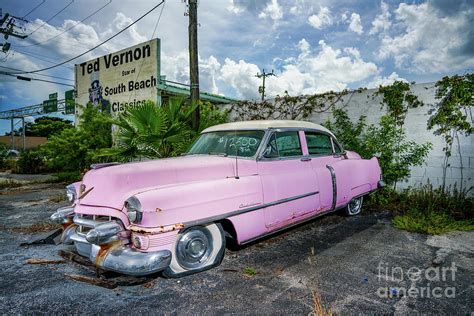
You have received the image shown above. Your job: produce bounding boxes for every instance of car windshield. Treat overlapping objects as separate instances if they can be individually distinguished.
[187,130,265,158]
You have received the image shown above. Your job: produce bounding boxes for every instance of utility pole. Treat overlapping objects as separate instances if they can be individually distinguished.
[0,11,27,57]
[255,69,275,102]
[187,0,200,129]
[0,13,28,39]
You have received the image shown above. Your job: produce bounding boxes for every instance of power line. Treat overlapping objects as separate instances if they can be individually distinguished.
[28,0,74,36]
[0,71,75,87]
[22,0,46,19]
[12,49,74,70]
[128,0,166,103]
[5,0,166,75]
[0,65,74,81]
[17,0,112,48]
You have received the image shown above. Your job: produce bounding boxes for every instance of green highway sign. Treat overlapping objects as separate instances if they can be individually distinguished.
[65,90,74,100]
[64,90,75,115]
[49,92,58,100]
[65,100,75,115]
[43,99,58,113]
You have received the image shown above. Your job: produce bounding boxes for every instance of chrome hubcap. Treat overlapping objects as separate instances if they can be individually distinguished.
[176,227,213,269]
[348,197,363,215]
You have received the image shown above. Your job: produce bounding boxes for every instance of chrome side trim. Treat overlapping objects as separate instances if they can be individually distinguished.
[240,206,343,245]
[326,165,337,211]
[183,191,319,227]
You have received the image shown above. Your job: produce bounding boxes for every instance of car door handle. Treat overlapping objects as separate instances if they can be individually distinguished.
[301,157,312,162]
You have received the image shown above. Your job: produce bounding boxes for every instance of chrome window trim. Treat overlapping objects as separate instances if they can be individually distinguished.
[188,126,344,161]
[302,130,346,158]
[257,129,306,161]
[186,129,267,160]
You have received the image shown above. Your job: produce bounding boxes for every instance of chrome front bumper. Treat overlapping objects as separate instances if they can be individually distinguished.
[51,208,171,276]
[69,230,171,276]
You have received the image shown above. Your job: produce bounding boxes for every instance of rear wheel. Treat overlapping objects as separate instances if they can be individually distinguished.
[345,196,363,216]
[163,223,225,278]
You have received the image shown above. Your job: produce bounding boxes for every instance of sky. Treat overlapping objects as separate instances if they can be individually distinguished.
[0,0,473,134]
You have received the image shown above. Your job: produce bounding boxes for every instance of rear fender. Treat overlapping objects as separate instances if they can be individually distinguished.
[329,157,381,206]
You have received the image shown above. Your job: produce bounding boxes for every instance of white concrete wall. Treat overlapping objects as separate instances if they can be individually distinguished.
[227,83,474,192]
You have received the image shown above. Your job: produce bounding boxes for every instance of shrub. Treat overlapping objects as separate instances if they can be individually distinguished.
[17,149,46,174]
[40,104,112,171]
[0,143,7,169]
[324,110,432,186]
[52,171,82,183]
[98,99,230,162]
[367,185,473,234]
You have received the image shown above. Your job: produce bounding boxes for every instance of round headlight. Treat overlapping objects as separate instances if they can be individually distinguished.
[125,196,143,224]
[66,184,77,203]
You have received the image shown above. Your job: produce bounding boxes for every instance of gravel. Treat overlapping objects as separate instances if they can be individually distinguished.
[0,183,472,314]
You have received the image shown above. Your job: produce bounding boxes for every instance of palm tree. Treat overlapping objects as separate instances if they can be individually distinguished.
[98,99,196,162]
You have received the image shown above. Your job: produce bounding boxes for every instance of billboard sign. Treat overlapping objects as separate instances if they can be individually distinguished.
[75,38,160,117]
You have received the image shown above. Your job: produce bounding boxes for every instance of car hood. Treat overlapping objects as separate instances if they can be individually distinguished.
[78,155,236,210]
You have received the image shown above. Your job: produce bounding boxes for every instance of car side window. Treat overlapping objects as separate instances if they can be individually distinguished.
[305,132,333,155]
[275,131,302,157]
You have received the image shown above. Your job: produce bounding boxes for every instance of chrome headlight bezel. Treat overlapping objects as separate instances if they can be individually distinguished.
[66,184,77,203]
[125,196,143,224]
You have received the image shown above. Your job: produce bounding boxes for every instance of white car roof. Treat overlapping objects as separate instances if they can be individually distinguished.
[202,120,335,137]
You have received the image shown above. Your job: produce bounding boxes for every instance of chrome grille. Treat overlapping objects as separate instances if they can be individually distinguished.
[75,214,114,236]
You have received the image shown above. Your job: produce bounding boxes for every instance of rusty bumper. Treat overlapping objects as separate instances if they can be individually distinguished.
[68,229,171,276]
[51,208,171,276]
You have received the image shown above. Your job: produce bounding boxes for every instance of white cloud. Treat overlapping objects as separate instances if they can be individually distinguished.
[219,58,261,99]
[258,0,283,22]
[369,1,391,35]
[227,0,244,14]
[377,2,474,73]
[341,12,348,22]
[348,13,363,35]
[161,52,222,95]
[308,6,333,29]
[219,39,378,99]
[367,72,407,88]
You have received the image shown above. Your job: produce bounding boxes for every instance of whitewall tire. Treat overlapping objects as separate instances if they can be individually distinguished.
[163,222,225,278]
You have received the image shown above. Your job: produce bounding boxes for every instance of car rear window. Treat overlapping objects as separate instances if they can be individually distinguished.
[275,131,303,157]
[305,132,333,155]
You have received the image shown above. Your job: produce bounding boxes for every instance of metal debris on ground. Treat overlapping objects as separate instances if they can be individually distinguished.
[19,228,63,246]
[25,258,66,264]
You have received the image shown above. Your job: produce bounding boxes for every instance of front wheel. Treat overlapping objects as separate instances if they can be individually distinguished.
[345,196,363,216]
[163,222,225,278]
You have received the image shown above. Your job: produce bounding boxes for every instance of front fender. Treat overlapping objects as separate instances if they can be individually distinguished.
[133,176,263,228]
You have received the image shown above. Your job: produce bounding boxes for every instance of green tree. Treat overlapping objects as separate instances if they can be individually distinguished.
[324,108,367,155]
[40,104,112,171]
[324,110,432,186]
[428,73,473,192]
[364,115,432,185]
[24,116,73,137]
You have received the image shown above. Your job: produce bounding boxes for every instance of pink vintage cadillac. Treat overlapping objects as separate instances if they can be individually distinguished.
[51,120,384,277]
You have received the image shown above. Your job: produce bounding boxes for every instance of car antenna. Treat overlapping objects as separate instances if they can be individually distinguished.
[234,127,239,179]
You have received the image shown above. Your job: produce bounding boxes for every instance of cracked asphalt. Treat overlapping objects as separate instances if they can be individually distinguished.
[0,182,472,314]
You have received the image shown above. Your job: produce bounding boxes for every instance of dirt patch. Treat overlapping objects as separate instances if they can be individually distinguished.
[8,223,61,234]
